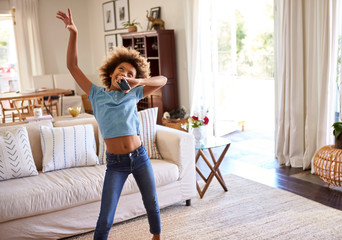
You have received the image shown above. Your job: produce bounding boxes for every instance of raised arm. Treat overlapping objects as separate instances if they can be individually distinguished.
[141,76,167,97]
[56,9,92,95]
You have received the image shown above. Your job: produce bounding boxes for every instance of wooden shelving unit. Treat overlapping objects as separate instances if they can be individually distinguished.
[121,30,179,124]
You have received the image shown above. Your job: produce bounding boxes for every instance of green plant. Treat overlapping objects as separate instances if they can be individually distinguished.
[122,19,142,28]
[332,122,342,140]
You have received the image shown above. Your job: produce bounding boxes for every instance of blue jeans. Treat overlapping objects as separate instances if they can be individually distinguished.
[94,145,161,240]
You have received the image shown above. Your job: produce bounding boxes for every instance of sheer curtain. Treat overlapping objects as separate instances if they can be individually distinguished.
[275,0,340,169]
[184,0,217,134]
[10,0,44,91]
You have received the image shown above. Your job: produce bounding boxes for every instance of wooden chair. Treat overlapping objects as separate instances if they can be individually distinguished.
[11,99,34,121]
[32,75,59,116]
[0,98,41,123]
[0,100,17,123]
[36,96,59,116]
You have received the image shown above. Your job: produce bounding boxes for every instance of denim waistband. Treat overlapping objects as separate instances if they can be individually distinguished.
[106,145,145,161]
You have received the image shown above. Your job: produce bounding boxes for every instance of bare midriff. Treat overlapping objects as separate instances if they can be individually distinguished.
[104,135,142,155]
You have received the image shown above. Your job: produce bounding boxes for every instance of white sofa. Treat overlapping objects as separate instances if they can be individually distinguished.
[0,114,196,239]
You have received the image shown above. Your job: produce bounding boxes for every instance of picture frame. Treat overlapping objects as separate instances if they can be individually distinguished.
[102,1,116,31]
[115,0,130,30]
[105,34,117,55]
[147,7,161,30]
[116,34,123,47]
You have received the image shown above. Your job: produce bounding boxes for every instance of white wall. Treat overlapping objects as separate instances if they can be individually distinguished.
[38,0,190,109]
[38,0,93,94]
[0,0,10,14]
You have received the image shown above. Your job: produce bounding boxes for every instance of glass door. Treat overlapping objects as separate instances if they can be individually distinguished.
[213,0,274,136]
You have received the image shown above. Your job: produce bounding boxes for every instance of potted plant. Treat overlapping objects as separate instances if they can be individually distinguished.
[332,122,342,148]
[122,19,142,32]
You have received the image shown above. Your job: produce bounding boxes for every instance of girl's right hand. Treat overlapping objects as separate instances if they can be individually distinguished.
[56,8,77,33]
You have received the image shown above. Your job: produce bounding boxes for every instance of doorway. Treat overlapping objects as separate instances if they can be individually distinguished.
[213,0,275,168]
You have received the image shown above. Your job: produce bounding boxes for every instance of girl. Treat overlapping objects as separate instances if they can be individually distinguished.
[57,8,166,240]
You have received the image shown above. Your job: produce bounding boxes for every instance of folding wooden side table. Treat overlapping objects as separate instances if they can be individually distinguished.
[195,137,231,198]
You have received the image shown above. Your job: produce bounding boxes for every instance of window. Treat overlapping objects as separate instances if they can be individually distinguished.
[0,16,19,93]
[213,0,274,135]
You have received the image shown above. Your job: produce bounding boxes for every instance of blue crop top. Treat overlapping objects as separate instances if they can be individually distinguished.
[88,84,144,139]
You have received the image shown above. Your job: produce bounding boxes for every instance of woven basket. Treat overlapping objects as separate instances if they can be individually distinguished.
[313,145,342,187]
[162,118,188,132]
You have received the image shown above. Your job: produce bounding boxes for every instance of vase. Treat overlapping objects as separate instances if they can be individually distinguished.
[192,127,206,143]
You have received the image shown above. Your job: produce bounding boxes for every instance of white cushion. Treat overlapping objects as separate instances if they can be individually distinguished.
[40,124,98,172]
[53,114,99,153]
[0,120,53,171]
[0,127,38,181]
[138,107,162,159]
[0,159,179,223]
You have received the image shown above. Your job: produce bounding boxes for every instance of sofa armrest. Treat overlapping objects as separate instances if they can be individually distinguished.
[156,125,195,180]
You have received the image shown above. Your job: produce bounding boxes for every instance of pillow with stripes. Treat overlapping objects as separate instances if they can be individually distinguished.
[138,107,162,159]
[0,126,38,181]
[40,124,98,172]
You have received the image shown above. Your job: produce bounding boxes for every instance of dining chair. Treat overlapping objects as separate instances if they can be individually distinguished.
[53,73,84,115]
[32,75,59,116]
[11,98,39,121]
[0,98,40,123]
[0,100,16,123]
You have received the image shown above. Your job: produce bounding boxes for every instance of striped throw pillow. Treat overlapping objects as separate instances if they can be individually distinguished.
[138,107,162,159]
[0,127,38,181]
[40,124,98,172]
[97,129,106,165]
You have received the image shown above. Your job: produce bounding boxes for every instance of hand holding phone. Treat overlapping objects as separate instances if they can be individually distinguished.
[116,78,131,91]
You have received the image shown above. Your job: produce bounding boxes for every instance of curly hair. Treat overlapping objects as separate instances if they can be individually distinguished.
[99,47,150,89]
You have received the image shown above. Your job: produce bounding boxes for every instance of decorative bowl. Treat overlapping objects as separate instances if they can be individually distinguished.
[68,107,81,117]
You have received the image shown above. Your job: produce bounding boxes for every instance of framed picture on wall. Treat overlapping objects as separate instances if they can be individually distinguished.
[147,7,161,30]
[105,34,117,55]
[151,6,161,18]
[115,0,130,29]
[116,34,123,47]
[103,1,116,31]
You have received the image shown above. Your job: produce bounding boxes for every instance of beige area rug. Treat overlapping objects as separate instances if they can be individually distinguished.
[67,174,342,240]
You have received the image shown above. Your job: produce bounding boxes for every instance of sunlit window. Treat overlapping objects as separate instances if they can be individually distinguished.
[0,16,19,93]
[213,0,274,135]
[216,1,274,78]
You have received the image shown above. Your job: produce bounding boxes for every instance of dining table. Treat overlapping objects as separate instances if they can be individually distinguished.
[0,88,73,101]
[0,88,73,118]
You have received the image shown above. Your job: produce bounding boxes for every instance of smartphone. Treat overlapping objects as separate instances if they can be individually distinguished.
[116,78,131,91]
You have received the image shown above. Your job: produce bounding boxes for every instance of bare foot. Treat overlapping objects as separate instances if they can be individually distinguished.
[152,234,161,240]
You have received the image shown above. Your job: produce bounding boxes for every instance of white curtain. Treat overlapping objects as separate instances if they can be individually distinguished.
[184,0,198,112]
[10,0,44,91]
[184,0,216,133]
[275,0,340,169]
